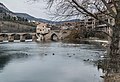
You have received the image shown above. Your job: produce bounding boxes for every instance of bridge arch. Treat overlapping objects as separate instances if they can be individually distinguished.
[0,34,8,37]
[11,34,20,40]
[22,34,32,40]
[62,31,67,34]
[0,34,8,41]
[51,33,59,41]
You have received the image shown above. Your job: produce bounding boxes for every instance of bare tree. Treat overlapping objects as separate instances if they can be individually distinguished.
[32,0,120,57]
[48,0,120,57]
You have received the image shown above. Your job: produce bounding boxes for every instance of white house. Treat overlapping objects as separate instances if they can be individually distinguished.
[36,23,50,34]
[36,22,50,41]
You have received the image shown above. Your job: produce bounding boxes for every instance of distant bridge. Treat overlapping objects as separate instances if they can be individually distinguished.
[0,30,71,42]
[0,33,36,42]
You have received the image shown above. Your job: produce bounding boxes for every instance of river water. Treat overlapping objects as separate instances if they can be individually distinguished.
[0,41,105,82]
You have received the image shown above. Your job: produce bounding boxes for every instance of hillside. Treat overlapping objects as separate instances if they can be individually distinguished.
[15,13,52,23]
[0,2,81,24]
[0,3,10,12]
[0,21,35,33]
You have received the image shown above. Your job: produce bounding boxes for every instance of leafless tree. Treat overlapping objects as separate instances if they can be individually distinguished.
[31,0,120,57]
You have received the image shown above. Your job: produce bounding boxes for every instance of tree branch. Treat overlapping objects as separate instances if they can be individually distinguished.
[94,2,115,18]
[101,0,116,17]
[111,0,117,14]
[72,0,113,29]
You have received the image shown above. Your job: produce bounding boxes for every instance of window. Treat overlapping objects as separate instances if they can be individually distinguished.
[104,19,108,22]
[110,19,113,23]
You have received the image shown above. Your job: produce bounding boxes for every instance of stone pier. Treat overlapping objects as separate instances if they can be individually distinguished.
[20,35,25,42]
[32,35,36,41]
[0,36,3,42]
[8,35,14,42]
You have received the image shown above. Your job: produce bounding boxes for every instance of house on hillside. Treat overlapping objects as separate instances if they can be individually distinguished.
[36,22,50,34]
[36,22,50,41]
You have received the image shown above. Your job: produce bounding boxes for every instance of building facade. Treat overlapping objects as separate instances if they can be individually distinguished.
[36,22,50,34]
[36,22,50,41]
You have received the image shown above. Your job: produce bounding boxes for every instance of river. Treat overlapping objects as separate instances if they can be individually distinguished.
[0,41,105,82]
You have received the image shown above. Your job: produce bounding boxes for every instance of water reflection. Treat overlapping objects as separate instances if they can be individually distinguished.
[0,55,11,71]
[0,42,104,82]
[0,53,30,71]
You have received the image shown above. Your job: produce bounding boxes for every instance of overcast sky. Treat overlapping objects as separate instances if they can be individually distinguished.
[0,0,50,19]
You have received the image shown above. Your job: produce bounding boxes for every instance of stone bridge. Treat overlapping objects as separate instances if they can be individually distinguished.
[36,30,71,41]
[0,33,36,42]
[0,30,71,42]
